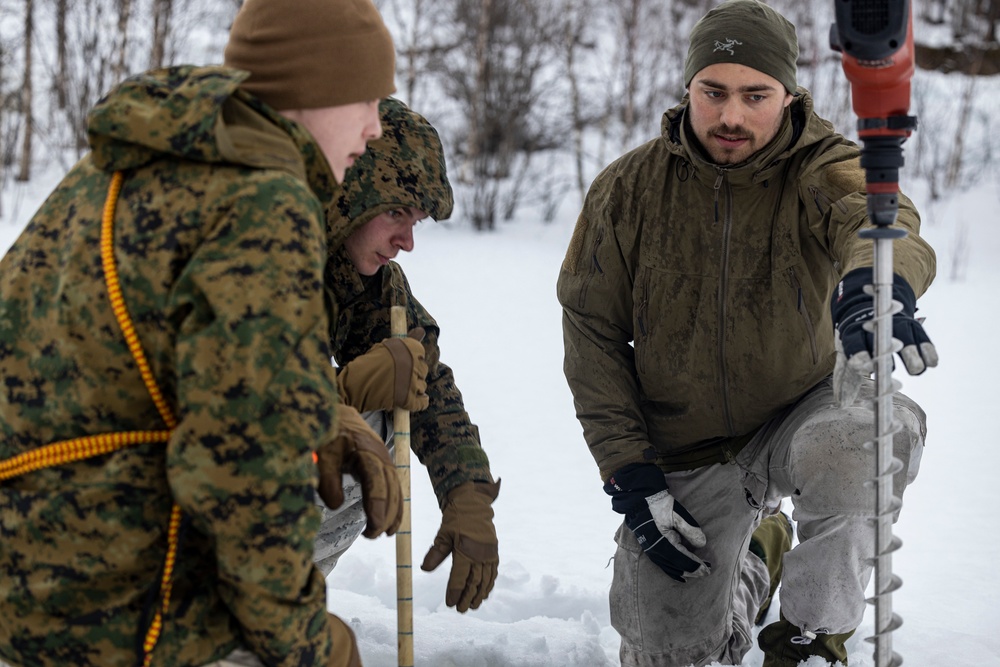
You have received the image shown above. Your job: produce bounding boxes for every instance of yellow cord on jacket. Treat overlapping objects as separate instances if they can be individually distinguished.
[0,171,182,667]
[100,171,183,667]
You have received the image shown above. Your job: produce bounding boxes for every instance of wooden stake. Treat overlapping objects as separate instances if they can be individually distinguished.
[391,305,414,667]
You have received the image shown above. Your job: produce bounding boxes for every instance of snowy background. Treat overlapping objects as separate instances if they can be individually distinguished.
[2,161,998,667]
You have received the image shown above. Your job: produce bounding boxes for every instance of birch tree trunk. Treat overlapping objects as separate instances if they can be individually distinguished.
[54,0,68,109]
[17,0,33,182]
[150,0,173,69]
[114,0,133,82]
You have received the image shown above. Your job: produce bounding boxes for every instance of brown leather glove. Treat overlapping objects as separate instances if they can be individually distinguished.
[316,404,403,538]
[327,612,362,667]
[420,480,500,613]
[336,328,429,413]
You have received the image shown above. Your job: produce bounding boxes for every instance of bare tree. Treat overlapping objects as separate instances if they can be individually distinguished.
[386,0,455,108]
[557,0,599,203]
[63,0,113,153]
[602,0,685,154]
[54,0,68,109]
[0,34,5,218]
[439,0,561,229]
[17,0,33,182]
[150,0,174,69]
[113,0,133,83]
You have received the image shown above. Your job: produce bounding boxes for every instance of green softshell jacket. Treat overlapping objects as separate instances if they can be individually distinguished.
[557,91,936,481]
[326,99,494,508]
[0,66,346,667]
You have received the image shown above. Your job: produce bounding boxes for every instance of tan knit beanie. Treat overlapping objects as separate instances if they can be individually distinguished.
[224,0,396,110]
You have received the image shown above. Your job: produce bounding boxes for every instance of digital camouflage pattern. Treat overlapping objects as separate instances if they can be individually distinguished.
[557,90,937,480]
[326,99,493,508]
[0,66,349,666]
[328,98,453,248]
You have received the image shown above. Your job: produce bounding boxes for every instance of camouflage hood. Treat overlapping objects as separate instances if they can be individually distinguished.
[328,97,452,247]
[87,65,337,204]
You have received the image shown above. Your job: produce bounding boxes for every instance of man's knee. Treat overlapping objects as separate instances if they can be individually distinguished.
[789,400,924,515]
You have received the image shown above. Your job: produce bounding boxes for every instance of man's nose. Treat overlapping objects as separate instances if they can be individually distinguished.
[719,100,744,128]
[394,226,414,252]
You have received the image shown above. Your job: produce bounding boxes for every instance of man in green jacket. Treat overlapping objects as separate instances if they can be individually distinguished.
[318,98,500,615]
[0,1,403,666]
[557,1,936,666]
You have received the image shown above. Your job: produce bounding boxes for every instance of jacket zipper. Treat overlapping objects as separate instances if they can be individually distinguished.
[788,267,819,364]
[807,185,849,216]
[715,171,735,435]
[635,266,649,376]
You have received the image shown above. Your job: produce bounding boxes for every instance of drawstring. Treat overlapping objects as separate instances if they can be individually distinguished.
[100,170,183,667]
[100,171,177,431]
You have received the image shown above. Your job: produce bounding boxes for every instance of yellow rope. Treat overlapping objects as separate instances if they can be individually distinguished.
[100,170,182,665]
[0,431,171,481]
[100,171,178,431]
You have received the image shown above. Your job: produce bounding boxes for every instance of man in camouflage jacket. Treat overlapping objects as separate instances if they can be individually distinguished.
[0,1,402,666]
[318,98,500,615]
[557,2,937,666]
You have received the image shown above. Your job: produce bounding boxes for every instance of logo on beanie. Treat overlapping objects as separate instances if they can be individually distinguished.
[713,38,743,56]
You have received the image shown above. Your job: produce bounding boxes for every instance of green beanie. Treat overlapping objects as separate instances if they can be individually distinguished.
[684,0,798,95]
[330,98,453,243]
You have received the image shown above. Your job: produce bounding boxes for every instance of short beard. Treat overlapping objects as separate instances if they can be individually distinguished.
[706,125,755,165]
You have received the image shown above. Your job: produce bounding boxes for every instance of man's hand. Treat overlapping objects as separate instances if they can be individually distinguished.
[336,328,429,413]
[605,464,711,582]
[831,268,938,407]
[420,480,500,612]
[315,404,403,538]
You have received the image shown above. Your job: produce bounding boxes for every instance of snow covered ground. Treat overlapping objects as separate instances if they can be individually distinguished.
[2,165,997,667]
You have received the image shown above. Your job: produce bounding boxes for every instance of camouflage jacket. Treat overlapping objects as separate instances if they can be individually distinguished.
[557,91,937,480]
[327,99,494,508]
[0,66,346,666]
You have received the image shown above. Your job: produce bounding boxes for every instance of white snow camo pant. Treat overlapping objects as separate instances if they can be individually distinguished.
[313,410,394,576]
[611,377,926,667]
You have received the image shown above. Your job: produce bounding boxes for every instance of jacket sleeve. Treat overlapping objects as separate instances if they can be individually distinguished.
[401,269,495,507]
[167,176,340,666]
[556,162,654,482]
[798,135,936,296]
[333,263,494,508]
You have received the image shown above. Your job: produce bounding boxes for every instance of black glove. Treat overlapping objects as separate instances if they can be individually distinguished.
[830,268,939,406]
[604,463,711,582]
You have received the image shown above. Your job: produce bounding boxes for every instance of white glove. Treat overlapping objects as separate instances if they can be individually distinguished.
[644,490,711,580]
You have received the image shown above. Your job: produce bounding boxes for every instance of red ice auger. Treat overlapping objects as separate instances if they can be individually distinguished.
[830,1,917,666]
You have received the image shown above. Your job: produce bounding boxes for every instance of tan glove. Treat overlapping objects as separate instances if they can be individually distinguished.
[420,480,500,613]
[336,328,429,413]
[327,612,362,667]
[316,404,403,538]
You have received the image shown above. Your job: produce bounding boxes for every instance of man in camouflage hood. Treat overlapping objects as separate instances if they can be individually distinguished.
[319,98,500,614]
[557,1,937,666]
[0,1,404,666]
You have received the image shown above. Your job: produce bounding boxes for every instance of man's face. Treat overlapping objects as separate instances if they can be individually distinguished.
[344,207,428,276]
[281,101,383,183]
[687,63,793,165]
